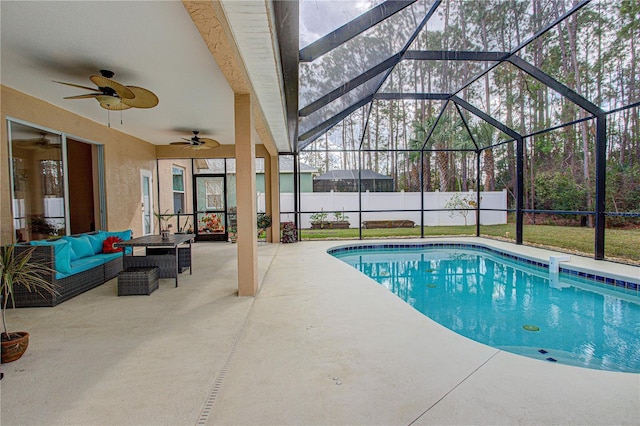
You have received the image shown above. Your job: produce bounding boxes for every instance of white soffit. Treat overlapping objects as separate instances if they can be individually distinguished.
[220,0,290,152]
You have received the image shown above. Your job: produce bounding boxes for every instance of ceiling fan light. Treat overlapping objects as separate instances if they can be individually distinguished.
[95,95,121,107]
[191,145,211,150]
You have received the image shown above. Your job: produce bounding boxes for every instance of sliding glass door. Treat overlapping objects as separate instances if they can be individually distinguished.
[7,119,104,242]
[9,121,65,241]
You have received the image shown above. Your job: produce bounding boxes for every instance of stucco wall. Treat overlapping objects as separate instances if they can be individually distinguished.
[1,85,157,244]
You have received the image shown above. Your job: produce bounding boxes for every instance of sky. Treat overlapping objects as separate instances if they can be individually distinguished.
[299,0,385,48]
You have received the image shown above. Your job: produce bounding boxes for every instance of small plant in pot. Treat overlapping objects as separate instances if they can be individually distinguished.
[154,210,175,239]
[1,245,57,363]
[310,210,328,229]
[228,225,237,243]
[257,213,272,239]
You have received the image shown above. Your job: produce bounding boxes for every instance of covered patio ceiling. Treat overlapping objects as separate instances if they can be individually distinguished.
[0,1,291,152]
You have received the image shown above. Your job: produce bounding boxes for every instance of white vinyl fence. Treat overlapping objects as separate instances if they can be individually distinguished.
[279,190,508,228]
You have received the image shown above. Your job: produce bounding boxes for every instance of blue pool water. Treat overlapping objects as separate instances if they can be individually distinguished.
[330,244,640,373]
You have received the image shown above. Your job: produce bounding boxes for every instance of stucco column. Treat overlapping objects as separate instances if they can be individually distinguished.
[269,154,280,242]
[235,94,258,296]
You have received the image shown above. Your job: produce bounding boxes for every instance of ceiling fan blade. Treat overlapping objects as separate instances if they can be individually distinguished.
[120,86,159,108]
[199,138,220,148]
[169,141,191,146]
[64,94,101,99]
[53,80,98,91]
[13,138,45,144]
[90,75,135,99]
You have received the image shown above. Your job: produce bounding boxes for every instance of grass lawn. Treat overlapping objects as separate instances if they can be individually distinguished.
[299,224,640,264]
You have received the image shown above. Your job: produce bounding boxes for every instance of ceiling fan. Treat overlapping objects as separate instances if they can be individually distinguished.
[13,133,59,149]
[54,69,158,110]
[170,131,220,150]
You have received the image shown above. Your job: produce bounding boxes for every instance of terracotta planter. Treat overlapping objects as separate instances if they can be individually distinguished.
[1,331,29,363]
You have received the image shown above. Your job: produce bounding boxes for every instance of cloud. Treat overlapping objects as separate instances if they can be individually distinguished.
[299,0,382,48]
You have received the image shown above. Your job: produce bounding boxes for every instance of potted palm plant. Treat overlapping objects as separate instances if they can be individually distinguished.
[154,210,175,239]
[1,245,57,363]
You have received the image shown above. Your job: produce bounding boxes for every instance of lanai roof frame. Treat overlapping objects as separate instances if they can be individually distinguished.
[287,0,639,260]
[295,0,603,151]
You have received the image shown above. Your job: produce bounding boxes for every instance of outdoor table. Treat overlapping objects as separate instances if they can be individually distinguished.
[114,234,194,287]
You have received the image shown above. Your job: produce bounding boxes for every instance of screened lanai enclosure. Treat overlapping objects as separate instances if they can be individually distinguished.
[276,0,640,264]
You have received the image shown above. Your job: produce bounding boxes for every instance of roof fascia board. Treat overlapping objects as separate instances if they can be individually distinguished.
[273,0,299,151]
[183,0,280,152]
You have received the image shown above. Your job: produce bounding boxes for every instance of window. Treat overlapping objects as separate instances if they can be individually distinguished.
[172,166,185,213]
[205,179,223,209]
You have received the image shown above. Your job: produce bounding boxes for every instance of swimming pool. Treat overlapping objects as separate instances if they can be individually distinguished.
[329,243,640,373]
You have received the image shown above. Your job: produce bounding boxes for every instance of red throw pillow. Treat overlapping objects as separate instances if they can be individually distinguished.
[102,236,123,253]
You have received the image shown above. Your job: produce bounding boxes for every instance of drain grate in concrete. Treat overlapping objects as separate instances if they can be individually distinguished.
[197,302,253,425]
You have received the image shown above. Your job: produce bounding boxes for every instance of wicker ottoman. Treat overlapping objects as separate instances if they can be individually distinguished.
[118,267,159,296]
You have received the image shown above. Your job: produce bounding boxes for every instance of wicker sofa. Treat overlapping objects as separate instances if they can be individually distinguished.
[11,230,132,307]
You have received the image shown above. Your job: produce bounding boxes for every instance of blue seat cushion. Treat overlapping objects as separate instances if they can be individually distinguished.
[30,239,72,276]
[56,256,104,280]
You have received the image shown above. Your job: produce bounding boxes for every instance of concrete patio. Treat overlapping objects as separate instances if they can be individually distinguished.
[1,238,638,425]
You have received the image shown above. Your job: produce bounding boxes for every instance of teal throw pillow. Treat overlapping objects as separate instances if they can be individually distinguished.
[63,236,94,259]
[68,245,78,261]
[30,239,72,274]
[86,233,106,254]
